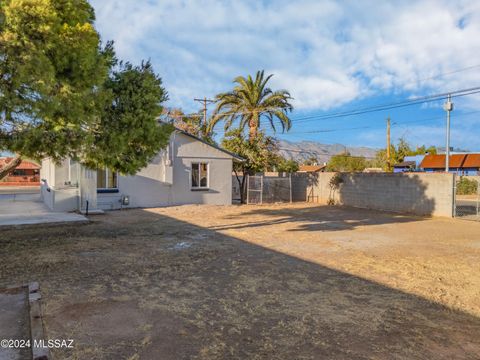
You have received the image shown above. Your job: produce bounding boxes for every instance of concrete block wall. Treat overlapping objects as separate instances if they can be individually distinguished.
[292,173,336,203]
[293,172,454,217]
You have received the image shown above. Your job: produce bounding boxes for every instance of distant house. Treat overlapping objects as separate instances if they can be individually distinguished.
[40,129,244,212]
[0,157,40,184]
[420,153,480,175]
[297,164,326,173]
[393,155,427,173]
[393,161,416,173]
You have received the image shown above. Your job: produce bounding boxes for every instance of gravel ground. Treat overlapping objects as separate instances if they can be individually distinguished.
[0,203,479,359]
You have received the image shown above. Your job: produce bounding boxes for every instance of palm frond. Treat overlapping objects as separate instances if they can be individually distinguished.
[212,70,293,140]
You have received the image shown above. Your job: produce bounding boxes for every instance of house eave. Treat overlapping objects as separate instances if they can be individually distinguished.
[174,128,245,162]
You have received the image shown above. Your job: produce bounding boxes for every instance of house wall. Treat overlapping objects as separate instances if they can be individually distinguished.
[98,132,234,209]
[40,158,55,186]
[423,168,479,176]
[41,132,235,211]
[54,159,71,188]
[40,158,82,212]
[293,172,454,217]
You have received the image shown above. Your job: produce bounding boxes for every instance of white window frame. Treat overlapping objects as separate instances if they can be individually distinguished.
[191,162,209,190]
[97,168,118,190]
[67,158,79,187]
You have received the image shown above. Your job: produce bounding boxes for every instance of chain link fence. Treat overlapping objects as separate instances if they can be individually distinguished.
[454,176,480,220]
[246,174,292,204]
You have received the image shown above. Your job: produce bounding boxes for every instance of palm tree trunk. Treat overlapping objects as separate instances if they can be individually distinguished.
[248,126,257,142]
[0,155,22,181]
[248,113,259,142]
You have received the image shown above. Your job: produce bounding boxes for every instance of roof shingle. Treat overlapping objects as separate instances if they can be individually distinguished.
[298,165,326,172]
[420,154,480,169]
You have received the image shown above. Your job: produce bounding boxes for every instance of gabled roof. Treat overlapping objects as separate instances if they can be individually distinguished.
[175,128,245,162]
[0,157,40,170]
[420,153,480,169]
[298,165,326,172]
[394,161,416,168]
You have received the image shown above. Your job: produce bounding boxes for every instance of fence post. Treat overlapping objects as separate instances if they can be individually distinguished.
[260,175,263,205]
[477,178,480,218]
[289,173,293,203]
[452,174,457,218]
[246,175,250,205]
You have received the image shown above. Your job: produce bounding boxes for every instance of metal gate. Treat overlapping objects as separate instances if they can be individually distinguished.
[454,175,480,220]
[246,174,292,205]
[246,175,263,204]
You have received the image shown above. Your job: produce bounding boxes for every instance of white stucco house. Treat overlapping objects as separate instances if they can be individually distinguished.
[40,129,243,212]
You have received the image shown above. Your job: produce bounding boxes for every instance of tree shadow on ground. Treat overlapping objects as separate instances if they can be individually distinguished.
[0,208,479,359]
[207,204,427,232]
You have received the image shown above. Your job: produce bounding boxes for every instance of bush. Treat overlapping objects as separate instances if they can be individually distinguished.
[457,177,478,195]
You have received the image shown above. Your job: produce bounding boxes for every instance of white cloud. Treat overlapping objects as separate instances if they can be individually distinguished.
[90,0,480,113]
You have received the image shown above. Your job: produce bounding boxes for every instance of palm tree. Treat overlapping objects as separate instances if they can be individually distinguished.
[209,70,293,141]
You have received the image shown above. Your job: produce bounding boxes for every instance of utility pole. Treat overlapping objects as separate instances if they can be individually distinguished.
[386,116,391,172]
[443,94,453,172]
[193,97,216,128]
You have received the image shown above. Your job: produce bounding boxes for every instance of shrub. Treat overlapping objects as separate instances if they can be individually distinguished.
[457,177,478,195]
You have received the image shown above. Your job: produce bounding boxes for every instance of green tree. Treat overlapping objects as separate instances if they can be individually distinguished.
[275,157,299,173]
[326,153,367,172]
[457,177,478,195]
[0,0,113,162]
[83,61,173,174]
[221,129,277,203]
[373,138,437,171]
[413,145,437,156]
[210,70,293,141]
[0,0,172,178]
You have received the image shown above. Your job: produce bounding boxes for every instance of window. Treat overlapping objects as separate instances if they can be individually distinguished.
[97,168,118,189]
[191,163,208,190]
[12,169,27,176]
[68,159,79,187]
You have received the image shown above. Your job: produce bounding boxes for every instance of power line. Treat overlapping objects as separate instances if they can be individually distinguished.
[280,109,480,135]
[206,86,480,133]
[413,64,480,84]
[290,87,480,124]
[193,97,216,127]
[185,65,480,122]
[213,110,476,138]
[196,86,480,146]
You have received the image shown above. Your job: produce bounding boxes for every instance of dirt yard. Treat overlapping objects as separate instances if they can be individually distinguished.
[1,203,479,359]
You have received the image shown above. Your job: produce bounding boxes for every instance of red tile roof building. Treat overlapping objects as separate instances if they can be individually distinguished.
[298,165,326,173]
[0,157,41,185]
[420,154,480,175]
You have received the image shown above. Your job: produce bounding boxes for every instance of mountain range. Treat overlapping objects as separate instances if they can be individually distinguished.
[278,139,378,164]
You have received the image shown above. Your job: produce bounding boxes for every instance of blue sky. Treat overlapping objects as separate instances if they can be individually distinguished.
[90,0,480,150]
